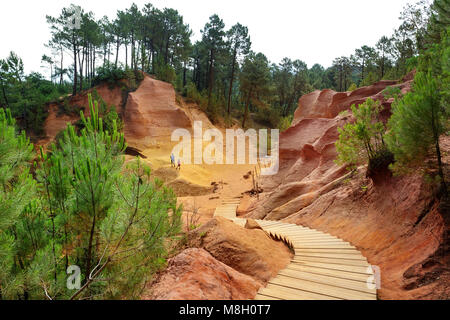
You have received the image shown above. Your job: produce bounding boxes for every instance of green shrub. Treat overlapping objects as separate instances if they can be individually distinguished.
[254,105,280,128]
[360,71,379,87]
[278,115,293,132]
[382,86,402,100]
[336,98,389,175]
[93,64,126,87]
[348,83,358,91]
[155,61,176,84]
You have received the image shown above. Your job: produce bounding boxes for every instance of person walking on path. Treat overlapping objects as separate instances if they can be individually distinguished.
[177,159,181,171]
[170,153,175,168]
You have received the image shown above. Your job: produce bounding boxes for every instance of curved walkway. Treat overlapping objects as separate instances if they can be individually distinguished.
[214,197,378,301]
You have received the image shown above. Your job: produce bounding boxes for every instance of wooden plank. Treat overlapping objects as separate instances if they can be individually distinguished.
[264,228,321,235]
[289,239,346,244]
[285,234,340,240]
[291,260,372,275]
[266,228,322,235]
[270,276,375,300]
[286,264,374,283]
[295,248,361,254]
[228,209,378,301]
[258,222,295,228]
[254,294,281,301]
[259,284,340,300]
[265,223,312,230]
[293,244,355,249]
[294,253,367,261]
[274,234,337,240]
[292,256,370,267]
[278,269,376,294]
[283,232,342,240]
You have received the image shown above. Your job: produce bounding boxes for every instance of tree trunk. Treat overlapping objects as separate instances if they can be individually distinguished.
[73,36,78,96]
[115,36,120,68]
[0,80,9,107]
[108,42,111,64]
[60,47,64,86]
[227,50,237,115]
[79,47,84,92]
[207,49,215,110]
[125,44,128,69]
[164,34,170,64]
[92,48,96,87]
[183,61,187,87]
[131,33,135,70]
[85,214,96,285]
[242,87,252,128]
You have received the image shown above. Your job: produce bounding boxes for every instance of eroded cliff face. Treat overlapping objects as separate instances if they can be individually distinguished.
[143,248,261,300]
[122,76,192,148]
[246,73,449,299]
[42,75,214,149]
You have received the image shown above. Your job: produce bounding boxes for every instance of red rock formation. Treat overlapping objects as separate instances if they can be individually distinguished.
[42,75,213,149]
[143,248,260,300]
[246,72,449,299]
[123,76,192,147]
[294,74,413,124]
[189,217,292,284]
[283,171,448,300]
[43,82,123,144]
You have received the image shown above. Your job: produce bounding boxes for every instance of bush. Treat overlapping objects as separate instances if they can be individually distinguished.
[382,86,402,100]
[336,98,387,175]
[155,61,176,84]
[74,90,124,135]
[360,71,379,87]
[348,83,358,91]
[93,64,126,87]
[278,115,293,132]
[254,105,280,128]
[93,64,143,92]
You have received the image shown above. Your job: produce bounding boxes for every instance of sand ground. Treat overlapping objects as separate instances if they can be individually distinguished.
[139,137,256,229]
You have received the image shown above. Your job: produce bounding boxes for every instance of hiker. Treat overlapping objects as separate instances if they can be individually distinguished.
[177,159,181,171]
[170,153,175,167]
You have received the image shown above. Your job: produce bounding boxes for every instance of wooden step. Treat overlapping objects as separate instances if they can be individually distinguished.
[278,269,376,294]
[294,252,367,261]
[289,239,346,244]
[259,283,341,300]
[226,206,377,300]
[292,256,370,267]
[269,275,375,300]
[284,234,340,240]
[266,228,323,236]
[295,248,361,254]
[286,264,374,283]
[291,260,373,275]
[254,294,281,300]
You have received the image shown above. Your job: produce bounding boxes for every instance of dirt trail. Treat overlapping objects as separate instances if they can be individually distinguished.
[138,137,255,228]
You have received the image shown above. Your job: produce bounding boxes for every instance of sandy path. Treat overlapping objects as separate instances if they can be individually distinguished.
[139,137,256,229]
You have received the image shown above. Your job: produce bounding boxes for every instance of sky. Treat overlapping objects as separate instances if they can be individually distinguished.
[0,0,413,76]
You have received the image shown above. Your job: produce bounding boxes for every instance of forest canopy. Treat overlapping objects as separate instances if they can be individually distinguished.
[0,1,436,133]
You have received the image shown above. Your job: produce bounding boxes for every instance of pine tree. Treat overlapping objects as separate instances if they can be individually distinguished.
[386,29,449,195]
[0,108,36,299]
[336,99,390,175]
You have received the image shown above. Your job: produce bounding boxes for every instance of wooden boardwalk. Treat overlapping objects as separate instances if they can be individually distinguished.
[214,198,378,300]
